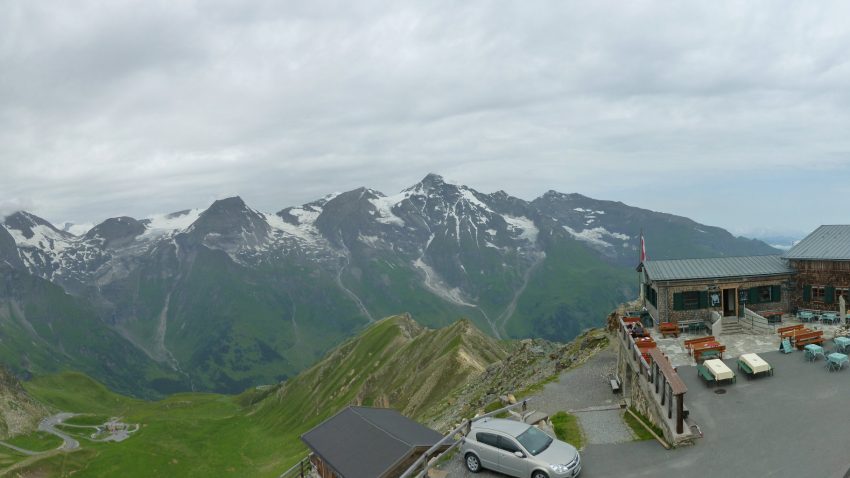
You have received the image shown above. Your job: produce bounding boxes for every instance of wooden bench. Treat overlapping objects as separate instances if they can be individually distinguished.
[694,345,725,363]
[700,350,721,361]
[777,324,804,336]
[761,310,784,323]
[684,336,715,355]
[795,331,825,349]
[659,322,679,338]
[697,365,716,386]
[780,327,810,340]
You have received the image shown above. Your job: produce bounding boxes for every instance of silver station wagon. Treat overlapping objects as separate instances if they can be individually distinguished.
[460,418,581,478]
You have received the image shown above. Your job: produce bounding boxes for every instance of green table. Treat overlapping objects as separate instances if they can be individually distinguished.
[835,336,850,353]
[804,344,824,361]
[827,353,848,371]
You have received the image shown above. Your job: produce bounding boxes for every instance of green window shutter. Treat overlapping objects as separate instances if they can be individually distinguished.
[748,287,759,305]
[771,285,781,302]
[825,285,835,304]
[673,292,684,311]
[698,291,709,309]
[803,285,811,302]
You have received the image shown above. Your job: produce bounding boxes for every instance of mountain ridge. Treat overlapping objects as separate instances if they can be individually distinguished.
[0,174,777,395]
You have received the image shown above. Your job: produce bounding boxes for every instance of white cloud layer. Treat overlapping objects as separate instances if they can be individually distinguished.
[2,0,849,239]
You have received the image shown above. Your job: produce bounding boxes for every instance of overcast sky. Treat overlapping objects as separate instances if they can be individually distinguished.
[2,1,849,239]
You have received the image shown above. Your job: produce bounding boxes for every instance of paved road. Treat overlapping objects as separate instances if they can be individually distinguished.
[0,440,40,456]
[38,413,80,451]
[579,350,850,477]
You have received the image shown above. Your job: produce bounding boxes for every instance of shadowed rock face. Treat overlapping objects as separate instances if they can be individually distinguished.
[185,196,270,250]
[0,362,48,439]
[0,226,23,269]
[3,211,72,241]
[85,217,146,249]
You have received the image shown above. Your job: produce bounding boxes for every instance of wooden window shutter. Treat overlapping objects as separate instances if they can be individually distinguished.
[803,285,811,302]
[748,287,759,304]
[698,291,708,309]
[771,285,781,302]
[673,292,684,311]
[825,286,835,304]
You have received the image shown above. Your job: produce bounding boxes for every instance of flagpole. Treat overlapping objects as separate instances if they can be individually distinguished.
[638,228,644,307]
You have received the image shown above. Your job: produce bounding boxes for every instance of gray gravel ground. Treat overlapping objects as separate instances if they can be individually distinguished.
[534,342,620,415]
[575,409,634,445]
[437,340,627,477]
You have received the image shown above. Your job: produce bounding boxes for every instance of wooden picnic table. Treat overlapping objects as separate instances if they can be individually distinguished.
[704,359,735,382]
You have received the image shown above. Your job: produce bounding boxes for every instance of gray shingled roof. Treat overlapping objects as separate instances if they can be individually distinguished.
[644,255,793,282]
[301,406,444,478]
[784,225,850,260]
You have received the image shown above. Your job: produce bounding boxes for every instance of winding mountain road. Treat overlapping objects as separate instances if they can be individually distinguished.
[0,413,79,456]
[38,413,80,451]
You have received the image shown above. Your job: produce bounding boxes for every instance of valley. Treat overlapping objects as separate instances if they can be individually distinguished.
[0,315,608,477]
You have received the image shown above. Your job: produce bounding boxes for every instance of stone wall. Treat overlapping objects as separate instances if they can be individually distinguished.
[646,276,792,324]
[615,320,696,447]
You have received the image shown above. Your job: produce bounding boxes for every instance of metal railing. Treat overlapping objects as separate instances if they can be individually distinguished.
[279,454,313,478]
[399,398,535,478]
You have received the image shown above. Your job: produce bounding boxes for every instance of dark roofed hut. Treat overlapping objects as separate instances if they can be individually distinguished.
[301,406,449,478]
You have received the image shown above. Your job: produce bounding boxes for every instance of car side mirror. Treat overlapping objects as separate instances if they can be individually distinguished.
[514,451,525,458]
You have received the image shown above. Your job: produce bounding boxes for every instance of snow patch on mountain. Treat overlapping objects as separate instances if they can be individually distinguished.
[503,215,539,243]
[143,209,202,237]
[264,212,322,245]
[413,257,476,307]
[369,193,407,227]
[286,207,321,226]
[563,225,630,248]
[6,224,74,254]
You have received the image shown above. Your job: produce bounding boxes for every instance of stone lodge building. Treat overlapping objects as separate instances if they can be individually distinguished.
[641,225,850,324]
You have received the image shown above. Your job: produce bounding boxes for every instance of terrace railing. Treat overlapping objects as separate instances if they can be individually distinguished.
[279,454,313,478]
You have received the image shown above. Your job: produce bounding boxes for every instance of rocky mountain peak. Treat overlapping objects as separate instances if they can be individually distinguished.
[84,216,146,248]
[2,211,71,241]
[186,196,271,249]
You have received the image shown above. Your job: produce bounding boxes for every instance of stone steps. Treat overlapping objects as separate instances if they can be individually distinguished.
[721,321,745,335]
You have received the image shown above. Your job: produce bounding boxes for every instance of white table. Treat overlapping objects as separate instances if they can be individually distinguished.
[739,353,770,374]
[704,359,734,381]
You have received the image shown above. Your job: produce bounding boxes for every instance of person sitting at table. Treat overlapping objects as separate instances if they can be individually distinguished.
[632,323,645,337]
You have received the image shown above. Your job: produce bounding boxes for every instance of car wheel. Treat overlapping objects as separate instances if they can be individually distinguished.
[531,471,549,478]
[465,453,481,473]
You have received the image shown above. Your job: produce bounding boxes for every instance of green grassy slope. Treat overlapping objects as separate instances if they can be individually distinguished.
[10,315,509,477]
[507,237,635,341]
[0,265,185,399]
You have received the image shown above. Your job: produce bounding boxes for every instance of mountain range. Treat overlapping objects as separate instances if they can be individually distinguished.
[0,174,777,396]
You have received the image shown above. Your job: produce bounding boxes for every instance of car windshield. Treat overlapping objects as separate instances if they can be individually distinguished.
[515,426,553,456]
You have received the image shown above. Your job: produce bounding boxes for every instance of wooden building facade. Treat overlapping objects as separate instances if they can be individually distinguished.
[785,225,850,313]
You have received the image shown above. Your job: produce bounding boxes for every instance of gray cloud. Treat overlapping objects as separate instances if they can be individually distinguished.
[2,0,849,238]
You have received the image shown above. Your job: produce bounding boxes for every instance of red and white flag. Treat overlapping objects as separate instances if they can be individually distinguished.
[640,231,647,263]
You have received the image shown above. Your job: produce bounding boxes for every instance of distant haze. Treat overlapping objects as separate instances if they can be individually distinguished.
[3,1,849,240]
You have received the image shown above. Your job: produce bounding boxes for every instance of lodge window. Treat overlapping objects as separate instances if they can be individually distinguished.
[683,291,700,309]
[812,286,826,301]
[758,286,772,302]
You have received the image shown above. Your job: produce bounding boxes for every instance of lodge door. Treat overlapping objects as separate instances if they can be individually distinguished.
[722,288,737,317]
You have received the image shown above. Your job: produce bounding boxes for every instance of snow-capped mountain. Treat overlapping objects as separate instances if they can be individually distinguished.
[0,174,777,396]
